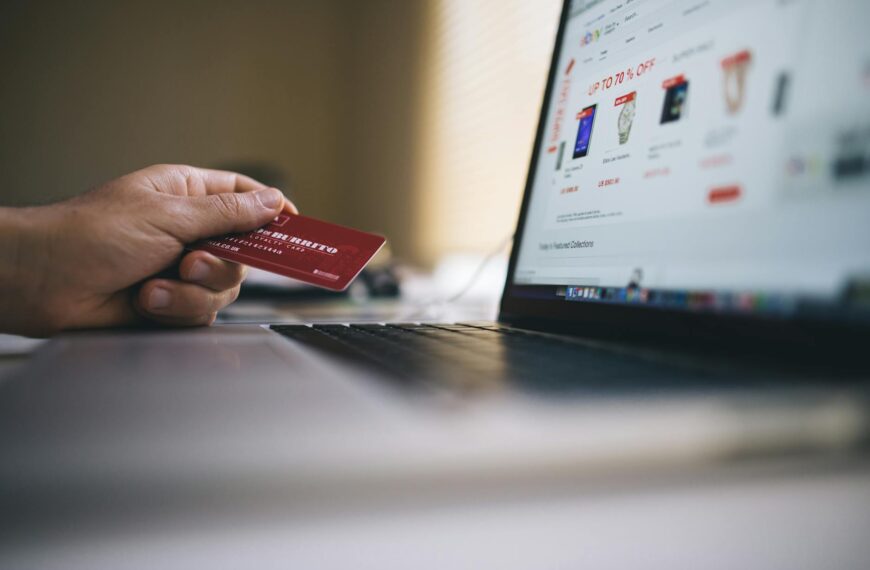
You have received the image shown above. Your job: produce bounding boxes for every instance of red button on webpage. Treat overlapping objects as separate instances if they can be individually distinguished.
[721,49,752,69]
[708,185,742,204]
[614,91,636,106]
[565,58,575,75]
[662,74,686,89]
[576,107,595,120]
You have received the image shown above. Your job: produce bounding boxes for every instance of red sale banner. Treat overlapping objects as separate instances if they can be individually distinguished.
[614,91,637,106]
[587,58,655,96]
[721,50,751,69]
[662,74,687,89]
[565,58,575,75]
[576,107,594,119]
[548,78,572,150]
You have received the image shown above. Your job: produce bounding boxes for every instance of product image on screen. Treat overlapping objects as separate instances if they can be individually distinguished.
[615,92,637,145]
[573,105,597,158]
[722,50,752,114]
[512,0,870,325]
[660,77,688,124]
[772,72,790,116]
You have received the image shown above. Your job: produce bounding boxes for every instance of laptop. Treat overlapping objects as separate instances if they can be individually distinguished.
[2,0,870,551]
[269,0,870,387]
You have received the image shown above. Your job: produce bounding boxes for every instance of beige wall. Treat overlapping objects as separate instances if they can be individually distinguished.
[338,0,425,261]
[0,1,352,220]
[0,0,559,266]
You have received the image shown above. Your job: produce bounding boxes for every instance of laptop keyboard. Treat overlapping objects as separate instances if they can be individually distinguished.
[271,323,710,394]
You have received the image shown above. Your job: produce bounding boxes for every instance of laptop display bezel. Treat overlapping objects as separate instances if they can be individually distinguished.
[497,0,868,345]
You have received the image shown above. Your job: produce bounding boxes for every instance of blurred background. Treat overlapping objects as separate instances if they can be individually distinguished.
[0,0,561,268]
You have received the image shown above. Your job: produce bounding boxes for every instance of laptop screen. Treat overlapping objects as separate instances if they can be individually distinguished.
[508,0,870,324]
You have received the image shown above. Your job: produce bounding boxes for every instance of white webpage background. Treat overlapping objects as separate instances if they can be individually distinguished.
[514,0,870,297]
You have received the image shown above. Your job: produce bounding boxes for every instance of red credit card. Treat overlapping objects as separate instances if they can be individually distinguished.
[192,214,386,291]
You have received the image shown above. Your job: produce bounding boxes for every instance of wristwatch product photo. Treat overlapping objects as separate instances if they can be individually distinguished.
[617,96,636,144]
[722,49,752,114]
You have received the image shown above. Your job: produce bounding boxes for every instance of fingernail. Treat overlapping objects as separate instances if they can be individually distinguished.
[188,259,210,282]
[255,188,283,210]
[148,287,171,311]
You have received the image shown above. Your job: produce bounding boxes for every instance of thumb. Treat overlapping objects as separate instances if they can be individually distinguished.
[170,188,286,243]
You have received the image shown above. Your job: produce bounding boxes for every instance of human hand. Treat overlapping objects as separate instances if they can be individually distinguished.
[0,164,297,337]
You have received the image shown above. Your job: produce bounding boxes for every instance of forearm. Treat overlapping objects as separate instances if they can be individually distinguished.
[0,206,54,336]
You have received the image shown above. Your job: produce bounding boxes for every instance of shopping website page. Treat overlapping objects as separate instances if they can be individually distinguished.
[513,0,870,317]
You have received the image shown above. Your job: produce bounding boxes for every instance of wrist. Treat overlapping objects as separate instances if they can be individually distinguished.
[0,205,58,336]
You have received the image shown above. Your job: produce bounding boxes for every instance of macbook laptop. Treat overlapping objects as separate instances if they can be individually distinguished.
[270,0,870,387]
[2,0,870,551]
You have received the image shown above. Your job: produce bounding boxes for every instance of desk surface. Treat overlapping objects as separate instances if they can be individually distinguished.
[2,318,869,569]
[1,454,868,569]
[0,334,45,382]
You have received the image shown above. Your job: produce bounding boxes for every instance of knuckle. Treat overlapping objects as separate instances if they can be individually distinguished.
[167,287,210,317]
[228,286,241,304]
[227,262,246,285]
[142,163,177,177]
[212,193,244,219]
[197,292,219,315]
[213,288,238,312]
[153,163,187,173]
[182,312,214,327]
